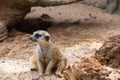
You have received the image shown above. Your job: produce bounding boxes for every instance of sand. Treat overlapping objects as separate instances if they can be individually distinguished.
[0,3,120,80]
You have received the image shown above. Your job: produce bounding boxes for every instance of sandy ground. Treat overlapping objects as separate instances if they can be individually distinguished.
[0,3,120,80]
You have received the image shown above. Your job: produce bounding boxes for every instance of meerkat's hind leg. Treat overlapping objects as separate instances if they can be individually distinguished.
[45,61,56,75]
[30,55,38,71]
[37,59,45,75]
[30,62,38,71]
[55,58,67,77]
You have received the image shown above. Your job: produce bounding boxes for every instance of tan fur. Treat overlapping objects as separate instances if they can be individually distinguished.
[29,30,67,76]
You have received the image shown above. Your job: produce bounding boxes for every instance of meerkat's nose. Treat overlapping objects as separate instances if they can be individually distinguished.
[29,37,34,41]
[29,37,37,42]
[29,37,32,40]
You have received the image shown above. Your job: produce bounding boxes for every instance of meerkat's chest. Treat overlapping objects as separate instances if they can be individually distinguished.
[37,46,52,59]
[42,47,51,57]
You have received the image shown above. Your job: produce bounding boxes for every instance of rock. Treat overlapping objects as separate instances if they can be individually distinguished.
[0,0,35,41]
[28,0,82,6]
[0,22,8,41]
[25,3,96,24]
[105,0,118,14]
[0,0,82,41]
[81,0,108,9]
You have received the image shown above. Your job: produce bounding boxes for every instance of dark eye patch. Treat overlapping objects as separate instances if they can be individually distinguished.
[35,34,42,39]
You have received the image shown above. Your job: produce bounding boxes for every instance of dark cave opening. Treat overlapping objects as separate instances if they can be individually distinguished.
[7,19,52,34]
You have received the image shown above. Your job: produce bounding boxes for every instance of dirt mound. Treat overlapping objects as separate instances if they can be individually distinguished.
[0,30,35,59]
[64,57,110,80]
[95,35,120,68]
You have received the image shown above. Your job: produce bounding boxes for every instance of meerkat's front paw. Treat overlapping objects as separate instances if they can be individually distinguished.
[39,72,50,77]
[39,72,43,76]
[30,67,38,71]
[38,71,43,75]
[44,71,51,75]
[55,72,63,78]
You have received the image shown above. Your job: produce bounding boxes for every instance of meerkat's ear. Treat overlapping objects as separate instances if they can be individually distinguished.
[45,35,50,41]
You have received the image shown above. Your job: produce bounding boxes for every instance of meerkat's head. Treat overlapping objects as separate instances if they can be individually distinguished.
[29,30,50,43]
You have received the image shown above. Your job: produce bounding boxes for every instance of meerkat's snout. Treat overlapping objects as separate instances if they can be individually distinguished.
[29,36,37,42]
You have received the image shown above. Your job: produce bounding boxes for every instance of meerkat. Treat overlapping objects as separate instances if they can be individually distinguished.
[29,30,67,76]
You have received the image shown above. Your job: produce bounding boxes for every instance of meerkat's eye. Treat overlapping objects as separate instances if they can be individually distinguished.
[35,34,42,39]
